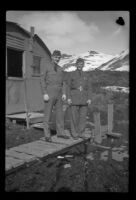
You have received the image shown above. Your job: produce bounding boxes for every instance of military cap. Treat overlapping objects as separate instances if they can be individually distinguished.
[52,50,61,56]
[76,57,84,63]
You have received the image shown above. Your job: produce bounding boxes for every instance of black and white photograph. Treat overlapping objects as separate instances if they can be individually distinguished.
[5,11,129,192]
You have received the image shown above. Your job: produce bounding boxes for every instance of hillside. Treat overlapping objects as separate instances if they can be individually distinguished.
[59,49,129,72]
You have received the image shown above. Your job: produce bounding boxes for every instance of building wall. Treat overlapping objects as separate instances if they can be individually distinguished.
[25,39,51,77]
[6,23,51,114]
[24,37,51,112]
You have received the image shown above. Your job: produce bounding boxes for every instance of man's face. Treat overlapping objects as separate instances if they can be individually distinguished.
[51,55,61,64]
[76,61,84,70]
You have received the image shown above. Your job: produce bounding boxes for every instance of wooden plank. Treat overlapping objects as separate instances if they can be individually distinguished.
[5,132,91,172]
[11,140,66,157]
[40,136,83,146]
[6,112,44,119]
[6,112,44,125]
[5,157,25,171]
[24,142,64,152]
[108,104,113,134]
[11,145,50,158]
[35,140,67,149]
[106,132,122,138]
[6,150,36,163]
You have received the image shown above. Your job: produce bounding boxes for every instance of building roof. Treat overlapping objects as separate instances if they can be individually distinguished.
[34,34,51,57]
[6,21,51,57]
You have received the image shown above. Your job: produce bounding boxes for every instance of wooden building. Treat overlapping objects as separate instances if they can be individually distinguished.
[6,21,51,115]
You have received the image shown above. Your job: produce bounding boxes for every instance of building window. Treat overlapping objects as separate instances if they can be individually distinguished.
[32,55,41,76]
[7,48,23,78]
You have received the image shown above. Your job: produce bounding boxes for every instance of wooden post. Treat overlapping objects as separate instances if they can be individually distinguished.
[23,26,34,129]
[23,51,30,129]
[108,104,113,134]
[6,47,7,77]
[93,112,102,144]
[6,47,8,105]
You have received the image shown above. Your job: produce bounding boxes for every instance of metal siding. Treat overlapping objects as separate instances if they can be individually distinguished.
[6,79,25,114]
[6,34,25,50]
[6,78,44,114]
[26,78,44,112]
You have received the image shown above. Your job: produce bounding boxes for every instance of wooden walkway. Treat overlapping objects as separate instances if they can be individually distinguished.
[5,133,92,174]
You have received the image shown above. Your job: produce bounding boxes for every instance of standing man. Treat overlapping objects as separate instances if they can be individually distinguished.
[67,58,92,139]
[40,50,70,142]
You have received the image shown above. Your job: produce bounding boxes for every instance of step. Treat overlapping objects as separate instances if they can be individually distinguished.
[6,112,44,124]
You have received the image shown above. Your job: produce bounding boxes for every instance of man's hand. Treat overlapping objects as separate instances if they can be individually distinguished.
[67,99,72,105]
[43,94,49,101]
[62,94,66,101]
[87,99,91,105]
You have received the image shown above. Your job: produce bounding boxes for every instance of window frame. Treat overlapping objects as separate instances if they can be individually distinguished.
[6,47,24,79]
[31,55,42,77]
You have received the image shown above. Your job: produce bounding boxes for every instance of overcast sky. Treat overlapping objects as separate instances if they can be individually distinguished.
[6,11,129,55]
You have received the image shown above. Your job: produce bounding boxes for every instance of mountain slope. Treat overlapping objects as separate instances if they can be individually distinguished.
[59,49,129,72]
[59,51,114,71]
[98,49,129,71]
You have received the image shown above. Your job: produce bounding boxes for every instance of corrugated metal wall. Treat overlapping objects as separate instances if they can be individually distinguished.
[6,78,45,114]
[6,79,26,114]
[6,33,25,50]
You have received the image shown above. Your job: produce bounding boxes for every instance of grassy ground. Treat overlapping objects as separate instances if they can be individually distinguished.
[5,117,128,192]
[5,138,128,192]
[6,122,44,149]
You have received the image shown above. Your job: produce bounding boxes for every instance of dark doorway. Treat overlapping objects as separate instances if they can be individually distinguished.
[7,48,23,78]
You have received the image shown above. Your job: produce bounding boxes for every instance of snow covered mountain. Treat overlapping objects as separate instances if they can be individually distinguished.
[98,49,129,71]
[59,49,129,72]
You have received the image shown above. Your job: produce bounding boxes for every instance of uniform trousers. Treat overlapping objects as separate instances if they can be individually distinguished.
[43,87,64,138]
[69,105,87,137]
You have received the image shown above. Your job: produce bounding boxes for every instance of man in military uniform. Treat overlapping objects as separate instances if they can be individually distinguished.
[67,58,92,139]
[40,50,70,142]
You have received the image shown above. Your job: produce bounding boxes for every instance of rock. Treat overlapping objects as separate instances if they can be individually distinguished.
[86,153,94,161]
[57,156,64,159]
[112,152,123,162]
[64,164,71,168]
[100,151,109,161]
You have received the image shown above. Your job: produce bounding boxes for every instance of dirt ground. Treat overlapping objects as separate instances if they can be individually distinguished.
[5,120,129,192]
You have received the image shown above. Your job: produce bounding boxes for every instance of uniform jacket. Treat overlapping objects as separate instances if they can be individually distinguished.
[67,70,92,105]
[40,62,66,99]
